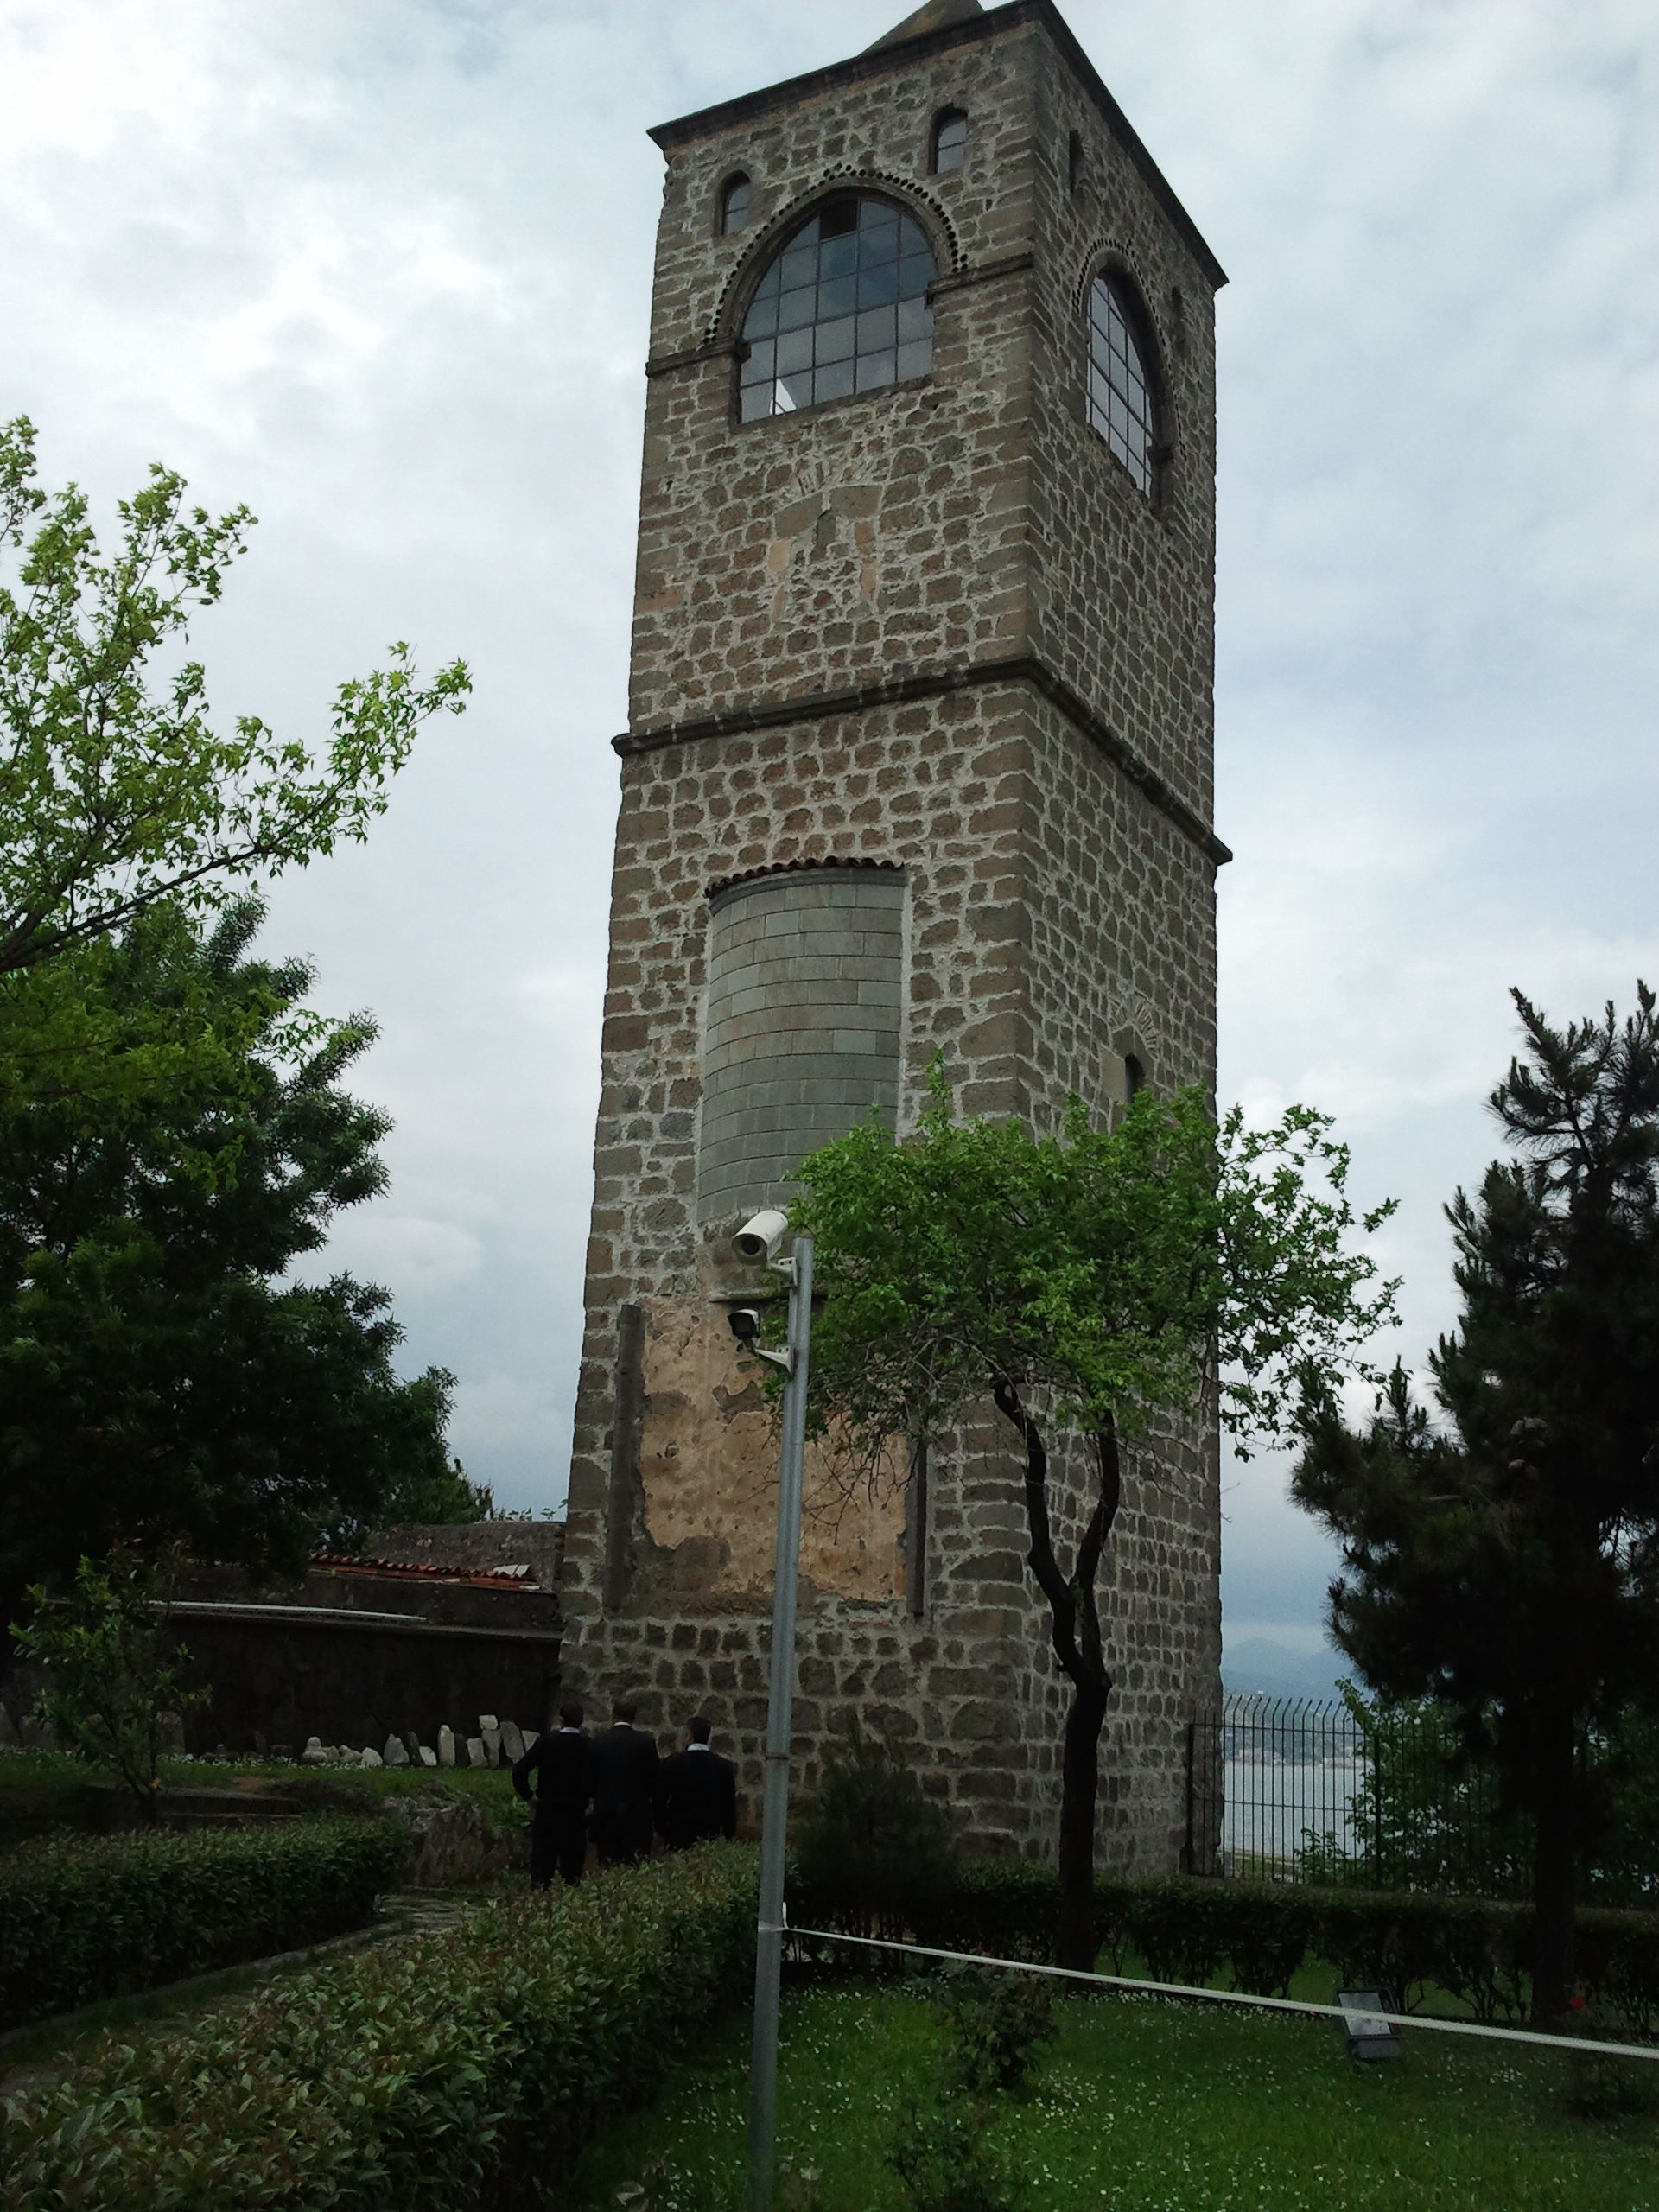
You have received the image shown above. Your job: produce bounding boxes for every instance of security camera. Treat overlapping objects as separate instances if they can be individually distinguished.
[727,1302,791,1372]
[733,1208,790,1263]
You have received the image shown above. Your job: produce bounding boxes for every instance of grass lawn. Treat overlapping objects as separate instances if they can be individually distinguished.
[567,1980,1659,2212]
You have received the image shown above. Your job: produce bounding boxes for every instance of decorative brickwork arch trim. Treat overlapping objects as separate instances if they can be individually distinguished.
[706,855,904,904]
[705,170,963,346]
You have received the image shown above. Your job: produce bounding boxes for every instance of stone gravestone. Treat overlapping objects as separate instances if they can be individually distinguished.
[438,1725,456,1768]
[500,1720,525,1764]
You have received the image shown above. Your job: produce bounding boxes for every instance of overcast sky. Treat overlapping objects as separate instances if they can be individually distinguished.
[3,0,1654,1670]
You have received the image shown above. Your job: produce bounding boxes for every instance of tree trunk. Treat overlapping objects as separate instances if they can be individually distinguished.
[1057,1671,1110,1968]
[1529,1705,1577,2029]
[993,1382,1120,1973]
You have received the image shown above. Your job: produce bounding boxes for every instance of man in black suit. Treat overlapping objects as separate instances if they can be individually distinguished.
[655,1713,738,1851]
[512,1700,593,1887]
[588,1695,661,1866]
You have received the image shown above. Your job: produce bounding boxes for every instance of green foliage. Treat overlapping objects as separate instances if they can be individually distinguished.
[791,1066,1396,1467]
[0,414,468,983]
[1,1841,758,2209]
[933,1967,1056,2099]
[887,1969,1052,2212]
[0,1815,408,2030]
[793,1716,956,1938]
[10,1548,207,1818]
[1290,1688,1659,1906]
[0,899,483,1615]
[887,2092,1026,2212]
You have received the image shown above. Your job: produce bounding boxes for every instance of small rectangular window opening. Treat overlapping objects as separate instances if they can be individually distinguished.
[1068,130,1083,195]
[721,175,751,236]
[932,110,967,175]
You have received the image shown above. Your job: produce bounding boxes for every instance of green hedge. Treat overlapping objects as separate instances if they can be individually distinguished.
[797,1862,1659,2037]
[2,1842,759,2211]
[0,1816,410,2030]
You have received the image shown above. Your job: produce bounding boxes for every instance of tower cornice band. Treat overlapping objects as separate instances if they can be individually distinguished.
[612,652,1232,868]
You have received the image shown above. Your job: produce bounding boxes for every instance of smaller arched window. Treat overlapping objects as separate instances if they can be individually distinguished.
[1123,1054,1146,1099]
[720,174,752,236]
[1087,272,1158,499]
[931,108,967,175]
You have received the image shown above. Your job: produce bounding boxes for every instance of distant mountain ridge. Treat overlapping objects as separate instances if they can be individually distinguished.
[1221,1637,1347,1707]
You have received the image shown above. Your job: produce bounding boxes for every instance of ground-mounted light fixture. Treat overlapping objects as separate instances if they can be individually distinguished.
[1336,1986,1402,2062]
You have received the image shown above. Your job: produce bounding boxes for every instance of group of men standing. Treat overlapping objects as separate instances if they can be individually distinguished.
[510,1696,738,1885]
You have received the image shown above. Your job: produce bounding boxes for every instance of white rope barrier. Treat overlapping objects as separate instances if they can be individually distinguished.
[767,1921,1659,2064]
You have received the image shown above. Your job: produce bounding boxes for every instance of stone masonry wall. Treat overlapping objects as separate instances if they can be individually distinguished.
[562,3,1224,1876]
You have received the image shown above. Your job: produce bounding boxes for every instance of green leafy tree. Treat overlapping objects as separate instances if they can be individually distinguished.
[790,1070,1395,1970]
[11,1545,208,1821]
[0,414,468,983]
[0,898,487,1624]
[1293,986,1659,2026]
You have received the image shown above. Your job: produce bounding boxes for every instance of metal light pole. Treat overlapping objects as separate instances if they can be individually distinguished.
[745,1230,812,2212]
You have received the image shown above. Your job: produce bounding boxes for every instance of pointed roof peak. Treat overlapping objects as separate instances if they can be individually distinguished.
[863,0,984,56]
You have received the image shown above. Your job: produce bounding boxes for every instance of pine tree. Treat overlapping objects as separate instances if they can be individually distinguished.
[1294,985,1659,2025]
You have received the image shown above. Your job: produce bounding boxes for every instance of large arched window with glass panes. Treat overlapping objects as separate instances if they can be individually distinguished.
[739,194,935,421]
[1086,272,1160,499]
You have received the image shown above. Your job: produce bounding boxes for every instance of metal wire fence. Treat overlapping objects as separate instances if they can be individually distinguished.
[1182,1694,1658,1904]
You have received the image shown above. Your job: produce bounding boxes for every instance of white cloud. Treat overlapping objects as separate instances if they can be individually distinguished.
[314,1215,484,1294]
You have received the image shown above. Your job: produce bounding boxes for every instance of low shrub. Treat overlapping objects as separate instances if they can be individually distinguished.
[861,1863,1659,2039]
[1576,1907,1659,2038]
[887,2093,1026,2212]
[935,1967,1057,2100]
[912,1859,1063,1965]
[1,1842,759,2211]
[0,1815,409,2029]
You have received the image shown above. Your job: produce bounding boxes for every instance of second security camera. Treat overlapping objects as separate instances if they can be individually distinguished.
[728,1307,762,1345]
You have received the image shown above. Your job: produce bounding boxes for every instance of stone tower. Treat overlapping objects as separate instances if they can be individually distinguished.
[561,0,1229,1873]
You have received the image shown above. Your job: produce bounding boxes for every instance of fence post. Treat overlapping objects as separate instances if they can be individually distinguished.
[1183,1719,1196,1873]
[1372,1731,1385,1886]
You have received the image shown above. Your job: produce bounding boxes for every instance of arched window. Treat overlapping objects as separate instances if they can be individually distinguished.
[719,173,751,236]
[931,107,968,174]
[739,194,935,421]
[1086,272,1158,497]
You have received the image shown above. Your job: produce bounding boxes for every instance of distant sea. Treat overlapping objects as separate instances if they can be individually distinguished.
[1220,1636,1347,1707]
